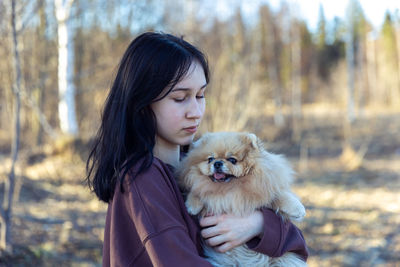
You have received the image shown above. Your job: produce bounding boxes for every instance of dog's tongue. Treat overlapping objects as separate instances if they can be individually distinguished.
[213,173,226,180]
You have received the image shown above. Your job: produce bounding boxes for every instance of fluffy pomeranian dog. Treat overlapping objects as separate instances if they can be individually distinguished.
[176,132,307,267]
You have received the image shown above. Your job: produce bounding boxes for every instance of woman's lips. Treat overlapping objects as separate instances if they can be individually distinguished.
[183,126,197,133]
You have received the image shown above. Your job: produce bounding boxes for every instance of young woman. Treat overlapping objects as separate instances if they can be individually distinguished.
[86,32,308,266]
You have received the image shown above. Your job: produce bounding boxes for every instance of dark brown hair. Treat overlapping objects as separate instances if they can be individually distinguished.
[86,32,209,202]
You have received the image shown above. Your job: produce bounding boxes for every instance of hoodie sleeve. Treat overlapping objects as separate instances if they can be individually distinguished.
[127,163,213,267]
[246,208,308,261]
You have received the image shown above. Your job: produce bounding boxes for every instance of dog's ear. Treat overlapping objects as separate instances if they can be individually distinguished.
[190,139,201,149]
[190,132,210,150]
[241,132,262,150]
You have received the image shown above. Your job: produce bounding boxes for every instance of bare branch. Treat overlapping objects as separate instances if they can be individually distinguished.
[20,88,58,140]
[16,0,42,35]
[1,0,22,252]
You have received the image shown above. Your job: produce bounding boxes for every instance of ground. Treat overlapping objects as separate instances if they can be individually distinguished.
[0,110,399,266]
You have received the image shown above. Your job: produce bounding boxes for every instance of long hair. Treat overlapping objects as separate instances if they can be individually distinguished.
[86,32,209,202]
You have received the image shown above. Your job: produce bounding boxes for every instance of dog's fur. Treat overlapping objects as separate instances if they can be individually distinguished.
[176,132,307,267]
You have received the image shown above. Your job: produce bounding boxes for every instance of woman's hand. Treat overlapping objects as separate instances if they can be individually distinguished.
[199,210,264,253]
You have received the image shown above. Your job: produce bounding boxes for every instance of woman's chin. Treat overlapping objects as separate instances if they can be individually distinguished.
[179,135,195,146]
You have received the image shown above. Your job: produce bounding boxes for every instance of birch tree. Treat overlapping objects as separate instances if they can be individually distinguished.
[381,12,400,106]
[316,4,329,79]
[35,0,50,145]
[341,0,361,169]
[0,0,21,253]
[260,5,284,127]
[345,0,356,125]
[55,0,78,135]
[317,4,326,50]
[291,17,302,142]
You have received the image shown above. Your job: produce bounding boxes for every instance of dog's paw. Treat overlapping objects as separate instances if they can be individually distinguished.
[185,197,203,215]
[279,193,306,222]
[281,201,306,222]
[186,203,202,215]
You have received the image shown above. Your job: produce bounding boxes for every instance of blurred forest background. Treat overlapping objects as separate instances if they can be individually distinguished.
[1,0,400,266]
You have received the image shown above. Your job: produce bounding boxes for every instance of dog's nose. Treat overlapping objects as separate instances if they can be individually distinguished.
[214,161,223,169]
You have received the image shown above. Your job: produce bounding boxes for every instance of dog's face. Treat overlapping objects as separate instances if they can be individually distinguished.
[192,132,259,183]
[178,132,266,194]
[178,131,296,215]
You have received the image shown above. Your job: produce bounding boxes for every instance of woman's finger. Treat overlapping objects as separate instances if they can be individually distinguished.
[205,234,229,247]
[201,226,219,239]
[199,215,219,227]
[215,242,233,253]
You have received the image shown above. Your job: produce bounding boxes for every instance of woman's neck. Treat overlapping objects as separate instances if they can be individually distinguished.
[153,136,180,168]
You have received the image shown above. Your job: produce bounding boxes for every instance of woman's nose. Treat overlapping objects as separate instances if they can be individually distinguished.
[186,98,203,119]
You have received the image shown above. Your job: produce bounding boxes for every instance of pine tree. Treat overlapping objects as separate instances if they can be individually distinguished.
[381,12,400,105]
[317,4,326,50]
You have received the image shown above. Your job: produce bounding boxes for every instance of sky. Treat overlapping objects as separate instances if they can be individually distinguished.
[211,0,400,32]
[288,0,400,31]
[79,0,400,37]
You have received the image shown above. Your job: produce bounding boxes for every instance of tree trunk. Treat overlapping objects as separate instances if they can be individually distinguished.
[357,35,367,114]
[342,4,356,161]
[291,20,302,142]
[397,28,400,105]
[36,0,48,145]
[1,0,21,253]
[268,22,284,127]
[55,0,78,135]
[346,28,355,124]
[366,37,378,105]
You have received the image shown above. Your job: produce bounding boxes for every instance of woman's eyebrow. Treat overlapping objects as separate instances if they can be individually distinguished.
[171,83,208,92]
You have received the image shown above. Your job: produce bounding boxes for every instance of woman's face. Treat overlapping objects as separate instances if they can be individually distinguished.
[151,61,207,149]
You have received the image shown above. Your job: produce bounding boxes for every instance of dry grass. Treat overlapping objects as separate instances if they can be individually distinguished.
[292,157,400,267]
[0,110,400,266]
[0,140,106,266]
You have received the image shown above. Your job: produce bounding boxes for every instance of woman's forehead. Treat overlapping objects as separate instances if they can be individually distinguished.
[154,61,207,100]
[173,62,207,90]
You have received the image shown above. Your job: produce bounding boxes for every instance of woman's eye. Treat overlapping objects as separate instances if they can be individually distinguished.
[208,157,214,163]
[196,94,205,99]
[173,98,185,102]
[227,157,237,164]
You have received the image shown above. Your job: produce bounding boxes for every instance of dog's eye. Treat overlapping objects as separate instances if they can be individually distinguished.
[208,157,214,163]
[227,157,237,164]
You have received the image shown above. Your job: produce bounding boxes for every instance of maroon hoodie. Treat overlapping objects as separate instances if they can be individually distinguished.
[102,157,308,266]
